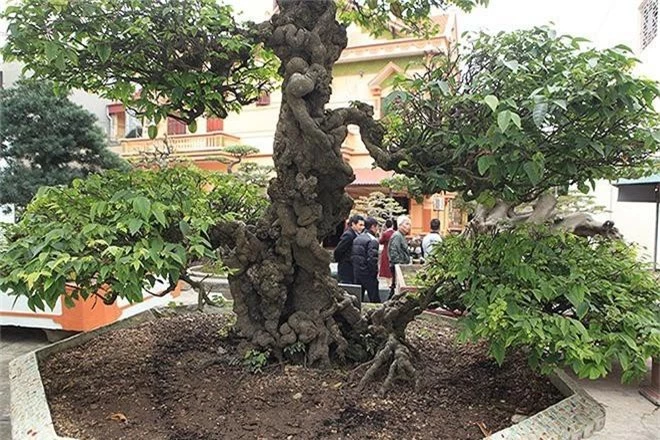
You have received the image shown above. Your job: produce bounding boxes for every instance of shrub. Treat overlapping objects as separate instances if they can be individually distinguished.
[0,167,267,310]
[421,225,660,382]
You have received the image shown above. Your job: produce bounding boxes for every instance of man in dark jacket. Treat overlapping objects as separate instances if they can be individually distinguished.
[351,217,380,303]
[333,214,364,283]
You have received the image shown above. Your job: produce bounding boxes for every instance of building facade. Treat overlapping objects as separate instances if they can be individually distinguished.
[109,14,467,236]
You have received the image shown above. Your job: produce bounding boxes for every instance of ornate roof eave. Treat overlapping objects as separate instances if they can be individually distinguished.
[336,36,448,64]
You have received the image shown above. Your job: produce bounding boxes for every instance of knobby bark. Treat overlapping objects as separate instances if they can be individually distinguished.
[213,0,367,368]
[209,0,621,392]
[463,193,622,239]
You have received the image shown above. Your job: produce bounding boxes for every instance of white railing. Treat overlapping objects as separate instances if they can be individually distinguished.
[116,132,241,156]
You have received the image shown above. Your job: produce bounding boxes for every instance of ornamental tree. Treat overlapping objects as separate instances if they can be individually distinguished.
[351,191,406,225]
[0,167,267,310]
[370,27,660,231]
[421,226,660,382]
[367,27,660,380]
[0,80,127,210]
[4,0,658,389]
[2,0,490,391]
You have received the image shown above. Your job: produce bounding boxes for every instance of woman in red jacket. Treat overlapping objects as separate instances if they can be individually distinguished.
[379,219,395,279]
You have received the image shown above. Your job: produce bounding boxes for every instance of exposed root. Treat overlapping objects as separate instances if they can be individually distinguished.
[358,334,418,395]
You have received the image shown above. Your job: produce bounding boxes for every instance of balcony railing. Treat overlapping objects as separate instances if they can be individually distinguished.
[112,132,241,157]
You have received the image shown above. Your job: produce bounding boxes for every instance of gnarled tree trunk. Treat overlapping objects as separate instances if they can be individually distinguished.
[215,0,367,368]
[212,0,620,391]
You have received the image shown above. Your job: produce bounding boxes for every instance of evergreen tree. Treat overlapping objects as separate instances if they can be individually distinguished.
[0,80,127,209]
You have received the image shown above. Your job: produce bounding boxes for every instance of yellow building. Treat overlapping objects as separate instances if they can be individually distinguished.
[108,15,466,236]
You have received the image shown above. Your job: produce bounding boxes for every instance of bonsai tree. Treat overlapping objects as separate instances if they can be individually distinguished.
[2,0,493,388]
[218,144,260,174]
[351,191,406,225]
[364,27,660,381]
[0,80,127,211]
[2,1,658,390]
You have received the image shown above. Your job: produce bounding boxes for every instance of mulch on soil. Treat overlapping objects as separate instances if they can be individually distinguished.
[41,312,562,440]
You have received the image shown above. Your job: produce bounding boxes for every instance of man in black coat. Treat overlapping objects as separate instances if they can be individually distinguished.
[333,215,365,283]
[351,217,381,303]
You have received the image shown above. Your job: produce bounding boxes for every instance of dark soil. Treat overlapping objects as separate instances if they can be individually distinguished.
[41,312,562,440]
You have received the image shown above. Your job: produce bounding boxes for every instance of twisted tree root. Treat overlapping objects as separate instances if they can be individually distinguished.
[358,282,442,394]
[358,333,419,395]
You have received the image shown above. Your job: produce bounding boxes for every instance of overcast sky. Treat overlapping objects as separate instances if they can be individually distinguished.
[225,0,642,52]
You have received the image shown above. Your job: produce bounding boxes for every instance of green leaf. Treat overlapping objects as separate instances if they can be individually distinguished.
[576,300,589,320]
[565,286,585,308]
[64,296,75,308]
[503,60,519,73]
[497,110,512,133]
[532,102,548,128]
[553,99,567,111]
[590,141,605,156]
[651,130,660,143]
[490,340,505,365]
[483,95,499,112]
[618,351,630,371]
[577,182,590,194]
[179,220,192,236]
[435,80,449,94]
[152,205,167,226]
[477,155,496,175]
[127,218,142,235]
[523,161,543,185]
[97,44,111,62]
[188,120,197,133]
[132,196,151,220]
[510,112,521,129]
[44,42,59,62]
[148,125,158,139]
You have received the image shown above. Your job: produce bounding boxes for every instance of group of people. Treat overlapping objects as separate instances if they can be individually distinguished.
[333,214,441,303]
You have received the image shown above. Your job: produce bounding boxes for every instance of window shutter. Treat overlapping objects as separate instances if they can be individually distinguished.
[256,92,271,106]
[167,117,187,135]
[206,117,224,132]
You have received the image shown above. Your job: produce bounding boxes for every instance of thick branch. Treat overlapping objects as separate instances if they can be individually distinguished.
[554,213,621,239]
[528,193,557,224]
[330,103,405,170]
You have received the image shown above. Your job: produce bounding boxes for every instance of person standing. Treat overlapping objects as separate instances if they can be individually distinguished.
[388,215,411,297]
[422,218,442,259]
[333,214,365,283]
[351,217,380,303]
[379,218,395,279]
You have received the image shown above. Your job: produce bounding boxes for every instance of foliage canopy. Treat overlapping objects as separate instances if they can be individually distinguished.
[2,0,277,125]
[422,226,660,382]
[383,27,660,204]
[0,167,267,310]
[351,191,406,225]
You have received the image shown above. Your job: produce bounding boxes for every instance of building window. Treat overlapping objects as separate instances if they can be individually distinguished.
[380,91,407,118]
[167,117,187,135]
[206,117,224,132]
[125,110,143,138]
[256,92,271,106]
[641,0,659,50]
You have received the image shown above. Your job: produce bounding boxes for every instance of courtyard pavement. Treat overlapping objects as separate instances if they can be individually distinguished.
[0,326,48,440]
[1,291,658,439]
